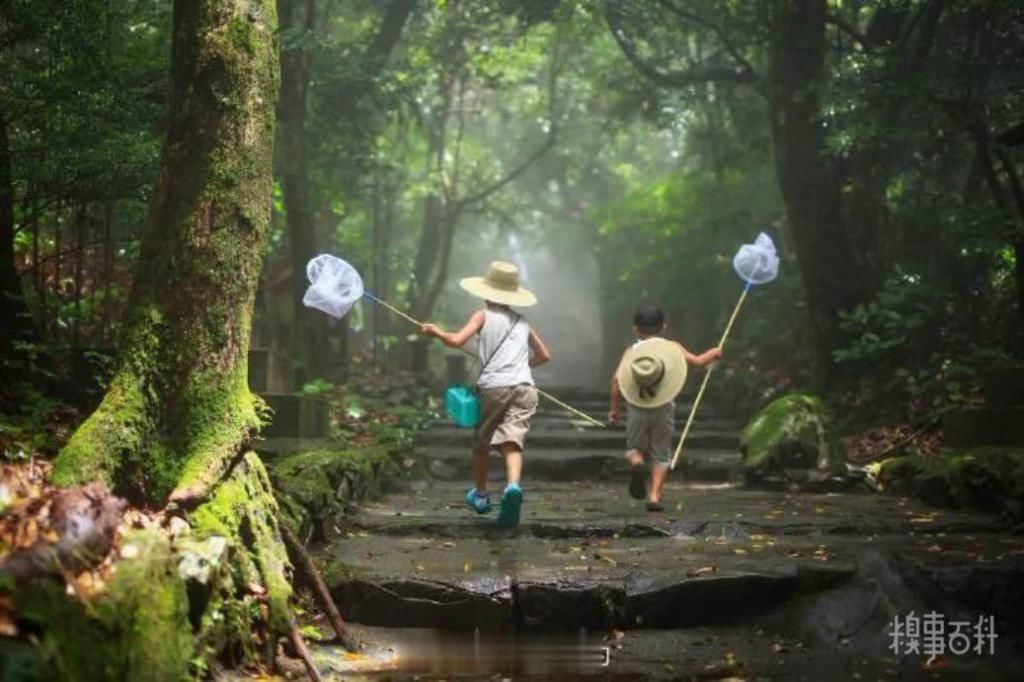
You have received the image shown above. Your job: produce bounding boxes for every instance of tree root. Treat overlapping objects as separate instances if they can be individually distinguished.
[287,621,323,682]
[280,519,360,652]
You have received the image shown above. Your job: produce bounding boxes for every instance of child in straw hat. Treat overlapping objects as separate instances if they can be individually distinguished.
[608,305,722,511]
[421,261,551,528]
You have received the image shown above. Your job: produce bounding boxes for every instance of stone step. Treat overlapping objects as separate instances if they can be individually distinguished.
[420,426,740,450]
[434,412,732,432]
[943,407,1024,448]
[424,447,741,482]
[259,392,330,439]
[982,365,1024,407]
[309,617,1024,680]
[326,560,854,631]
[344,481,1004,540]
[324,481,1016,633]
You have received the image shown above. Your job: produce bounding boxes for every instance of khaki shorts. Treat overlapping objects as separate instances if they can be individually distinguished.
[626,402,675,466]
[474,384,538,452]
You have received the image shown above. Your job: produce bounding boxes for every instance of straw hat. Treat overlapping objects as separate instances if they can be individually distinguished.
[616,338,688,408]
[459,261,537,307]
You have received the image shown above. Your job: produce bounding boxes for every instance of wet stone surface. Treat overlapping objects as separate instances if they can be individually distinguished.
[304,394,1024,679]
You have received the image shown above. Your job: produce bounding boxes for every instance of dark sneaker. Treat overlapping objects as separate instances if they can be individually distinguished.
[496,483,523,528]
[629,462,647,500]
[645,500,664,512]
[465,487,492,514]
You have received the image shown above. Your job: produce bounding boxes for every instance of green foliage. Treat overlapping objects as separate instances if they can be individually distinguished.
[300,378,334,396]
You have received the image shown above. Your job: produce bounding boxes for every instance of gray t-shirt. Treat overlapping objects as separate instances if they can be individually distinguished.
[476,308,534,389]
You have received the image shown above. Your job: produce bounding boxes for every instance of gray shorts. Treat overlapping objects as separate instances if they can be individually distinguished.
[626,402,675,466]
[474,384,538,452]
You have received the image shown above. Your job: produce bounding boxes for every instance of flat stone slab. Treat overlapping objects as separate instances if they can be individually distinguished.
[301,619,1024,681]
[344,480,1005,539]
[322,480,1019,633]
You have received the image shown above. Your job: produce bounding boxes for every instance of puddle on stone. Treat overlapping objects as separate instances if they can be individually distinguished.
[314,627,611,676]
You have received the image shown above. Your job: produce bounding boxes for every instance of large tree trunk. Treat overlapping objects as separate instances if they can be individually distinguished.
[768,0,869,381]
[52,0,280,507]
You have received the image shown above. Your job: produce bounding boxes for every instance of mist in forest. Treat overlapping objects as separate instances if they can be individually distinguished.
[445,232,604,388]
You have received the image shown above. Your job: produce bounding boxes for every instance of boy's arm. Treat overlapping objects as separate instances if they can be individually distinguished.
[422,310,485,348]
[608,365,624,422]
[527,328,552,368]
[679,343,723,367]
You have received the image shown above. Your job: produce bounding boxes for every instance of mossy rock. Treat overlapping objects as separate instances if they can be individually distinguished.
[268,445,402,541]
[871,450,1024,519]
[5,453,294,680]
[9,529,193,681]
[740,393,842,483]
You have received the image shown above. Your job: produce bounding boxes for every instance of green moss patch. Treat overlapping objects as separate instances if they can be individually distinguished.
[11,529,193,682]
[269,445,401,541]
[871,449,1024,518]
[740,393,842,483]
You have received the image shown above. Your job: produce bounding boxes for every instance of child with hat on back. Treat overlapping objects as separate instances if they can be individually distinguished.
[421,261,551,528]
[608,305,722,511]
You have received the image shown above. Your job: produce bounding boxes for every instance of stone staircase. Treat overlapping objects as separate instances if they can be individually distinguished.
[301,388,1024,680]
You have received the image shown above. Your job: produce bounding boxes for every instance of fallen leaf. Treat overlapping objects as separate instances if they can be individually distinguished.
[687,565,717,577]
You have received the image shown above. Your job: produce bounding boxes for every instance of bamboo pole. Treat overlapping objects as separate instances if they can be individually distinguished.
[669,285,750,470]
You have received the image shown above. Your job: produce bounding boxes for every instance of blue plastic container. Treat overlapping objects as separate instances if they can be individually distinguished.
[445,384,480,428]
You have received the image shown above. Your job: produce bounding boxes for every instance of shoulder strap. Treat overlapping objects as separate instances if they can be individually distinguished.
[476,312,520,383]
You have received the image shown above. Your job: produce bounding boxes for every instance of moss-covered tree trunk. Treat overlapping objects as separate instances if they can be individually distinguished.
[52,0,280,507]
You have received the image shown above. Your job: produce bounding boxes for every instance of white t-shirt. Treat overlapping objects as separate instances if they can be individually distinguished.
[476,307,533,389]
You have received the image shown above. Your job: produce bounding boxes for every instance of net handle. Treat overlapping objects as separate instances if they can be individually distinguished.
[669,282,750,470]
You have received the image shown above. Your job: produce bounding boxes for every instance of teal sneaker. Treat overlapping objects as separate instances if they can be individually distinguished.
[496,483,523,529]
[465,487,492,514]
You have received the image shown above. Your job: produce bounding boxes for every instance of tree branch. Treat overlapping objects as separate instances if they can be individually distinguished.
[604,2,757,89]
[826,13,872,51]
[457,41,563,209]
[655,0,759,80]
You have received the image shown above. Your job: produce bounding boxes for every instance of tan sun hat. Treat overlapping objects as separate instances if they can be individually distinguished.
[616,337,688,409]
[459,260,537,307]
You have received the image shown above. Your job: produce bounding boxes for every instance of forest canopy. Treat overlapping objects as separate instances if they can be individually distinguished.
[2,0,1022,431]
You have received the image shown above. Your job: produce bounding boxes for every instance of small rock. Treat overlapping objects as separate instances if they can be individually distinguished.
[167,516,190,537]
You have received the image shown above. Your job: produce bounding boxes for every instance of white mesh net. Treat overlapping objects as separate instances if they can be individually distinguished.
[302,254,364,319]
[732,232,780,286]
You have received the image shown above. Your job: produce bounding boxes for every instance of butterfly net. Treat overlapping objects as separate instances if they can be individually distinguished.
[732,232,780,286]
[302,254,364,319]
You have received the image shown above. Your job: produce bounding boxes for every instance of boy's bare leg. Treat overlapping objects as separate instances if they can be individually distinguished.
[648,462,669,503]
[472,446,490,492]
[498,442,522,485]
[627,449,647,500]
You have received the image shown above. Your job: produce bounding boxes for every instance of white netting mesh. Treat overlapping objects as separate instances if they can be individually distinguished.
[302,254,364,319]
[732,232,780,286]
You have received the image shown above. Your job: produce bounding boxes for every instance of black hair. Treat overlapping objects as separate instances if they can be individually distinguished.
[633,304,665,332]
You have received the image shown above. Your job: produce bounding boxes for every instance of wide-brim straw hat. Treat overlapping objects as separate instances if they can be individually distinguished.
[459,260,537,307]
[616,337,688,409]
